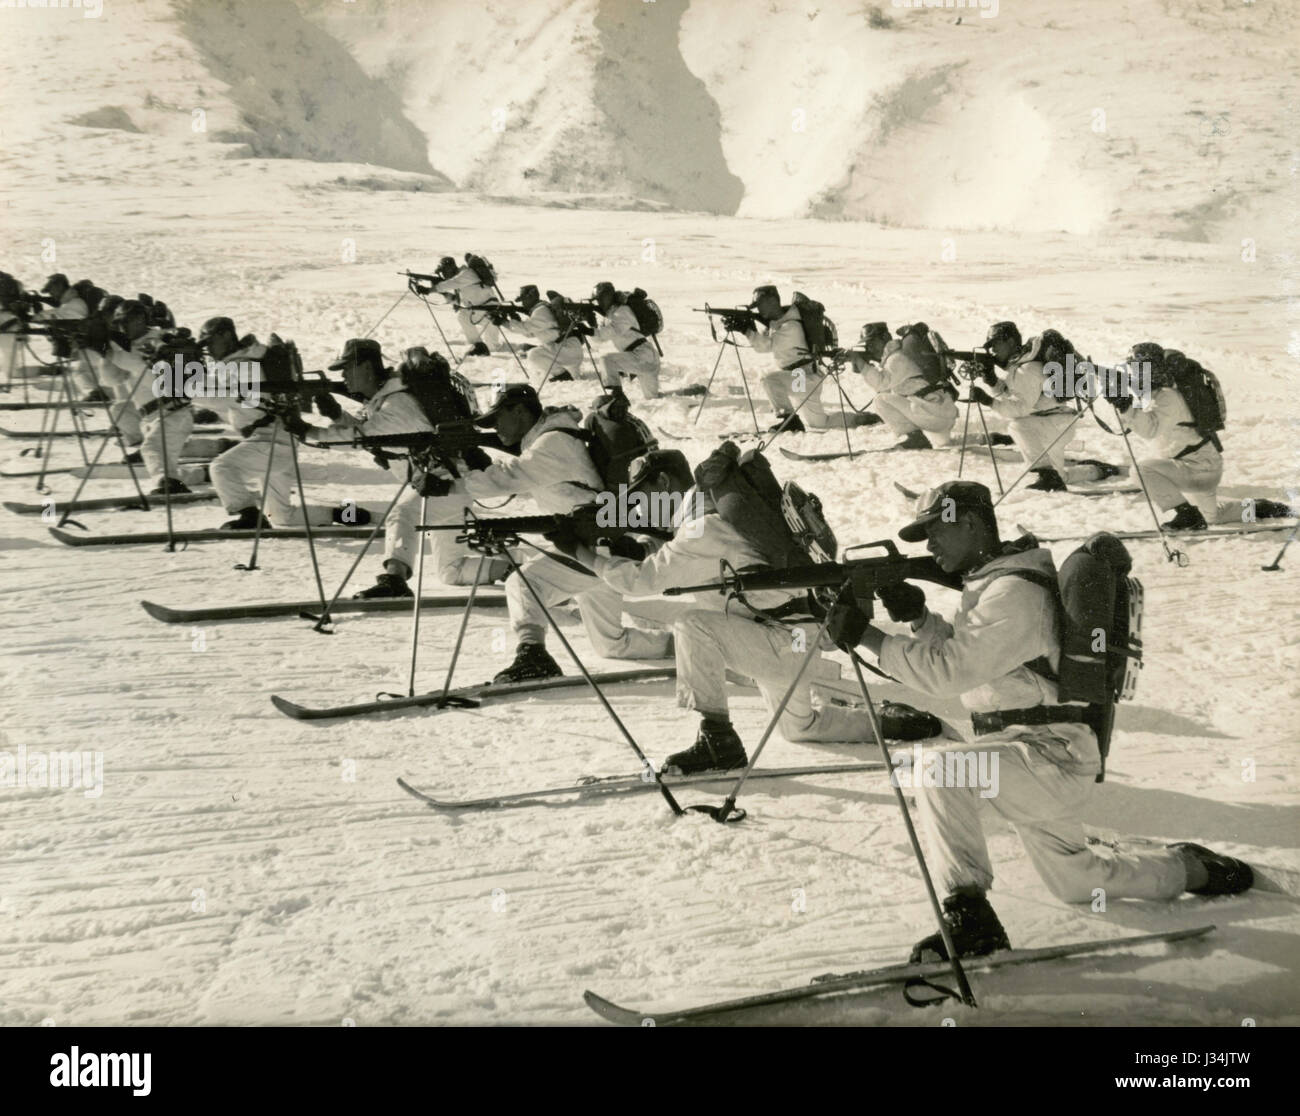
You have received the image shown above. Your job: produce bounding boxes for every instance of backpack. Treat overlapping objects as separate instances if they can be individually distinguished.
[694,440,803,569]
[1163,350,1226,447]
[551,388,658,489]
[464,252,497,291]
[989,533,1144,782]
[790,291,836,360]
[620,288,664,355]
[890,322,959,399]
[781,482,837,564]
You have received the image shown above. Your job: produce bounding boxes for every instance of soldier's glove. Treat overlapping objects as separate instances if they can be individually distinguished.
[967,385,994,408]
[542,519,582,558]
[416,472,453,499]
[825,587,871,649]
[313,392,343,421]
[279,410,311,440]
[876,582,926,625]
[604,535,647,560]
[980,362,1000,387]
[1111,391,1134,414]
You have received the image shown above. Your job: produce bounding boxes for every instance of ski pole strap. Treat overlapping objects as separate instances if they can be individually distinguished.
[971,705,1090,735]
[903,976,960,1008]
[625,337,648,352]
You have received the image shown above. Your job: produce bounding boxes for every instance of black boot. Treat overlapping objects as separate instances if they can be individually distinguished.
[149,477,191,495]
[1027,467,1067,492]
[332,505,373,525]
[352,573,413,600]
[220,507,271,530]
[879,701,942,740]
[1072,458,1123,482]
[909,891,1011,963]
[466,342,491,357]
[987,432,1015,446]
[82,387,112,403]
[492,642,563,684]
[662,720,748,775]
[894,430,933,451]
[549,370,574,382]
[1162,502,1208,531]
[122,450,144,466]
[193,408,220,425]
[1249,498,1294,520]
[1170,842,1254,895]
[770,413,806,434]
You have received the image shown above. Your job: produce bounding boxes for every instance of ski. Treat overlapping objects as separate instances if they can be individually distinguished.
[397,761,887,812]
[1,459,210,480]
[140,593,506,624]
[583,924,1216,1025]
[5,491,218,515]
[0,400,114,411]
[272,667,677,721]
[49,524,380,547]
[0,423,224,440]
[1032,520,1297,543]
[781,444,1022,464]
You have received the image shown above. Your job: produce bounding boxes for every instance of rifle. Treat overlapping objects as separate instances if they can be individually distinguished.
[694,304,762,341]
[549,296,598,338]
[947,348,997,378]
[477,301,527,326]
[310,419,504,463]
[421,507,673,552]
[662,540,963,616]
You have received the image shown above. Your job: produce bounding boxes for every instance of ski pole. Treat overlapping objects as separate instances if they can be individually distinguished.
[397,495,430,697]
[363,289,409,340]
[989,407,1086,508]
[234,424,281,572]
[691,336,731,426]
[732,337,762,435]
[1262,520,1298,571]
[845,649,977,1008]
[286,432,332,623]
[156,399,177,553]
[434,552,489,708]
[1106,399,1188,567]
[302,477,411,631]
[972,398,1004,496]
[692,604,839,824]
[499,545,684,817]
[957,394,974,479]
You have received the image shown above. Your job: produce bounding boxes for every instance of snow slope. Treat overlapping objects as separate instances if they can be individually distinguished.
[0,0,1296,1028]
[0,181,1297,1024]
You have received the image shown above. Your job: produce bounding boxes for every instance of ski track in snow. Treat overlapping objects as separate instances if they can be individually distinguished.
[1,162,1297,1023]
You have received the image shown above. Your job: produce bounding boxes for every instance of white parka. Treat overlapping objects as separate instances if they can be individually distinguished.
[463,407,601,514]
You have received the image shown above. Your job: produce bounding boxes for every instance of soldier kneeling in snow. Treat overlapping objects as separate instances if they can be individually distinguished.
[828,480,1253,962]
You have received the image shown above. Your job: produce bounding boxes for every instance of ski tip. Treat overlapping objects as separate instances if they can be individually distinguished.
[139,600,179,623]
[269,694,312,720]
[582,990,654,1027]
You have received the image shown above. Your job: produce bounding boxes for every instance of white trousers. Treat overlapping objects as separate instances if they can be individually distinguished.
[601,348,660,399]
[506,551,676,660]
[210,430,295,521]
[142,406,194,485]
[1139,444,1222,518]
[456,307,504,351]
[1007,412,1103,485]
[762,367,828,427]
[875,390,958,444]
[525,338,586,385]
[674,610,870,742]
[383,486,497,585]
[914,736,1187,903]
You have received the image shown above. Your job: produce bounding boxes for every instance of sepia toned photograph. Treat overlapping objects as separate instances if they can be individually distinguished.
[1,0,1296,1078]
